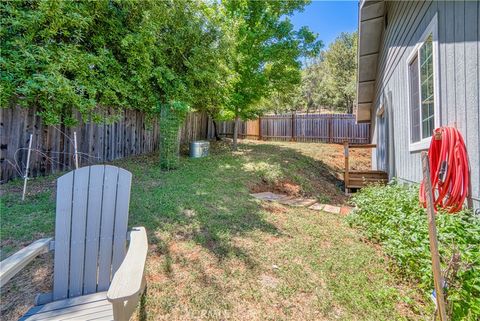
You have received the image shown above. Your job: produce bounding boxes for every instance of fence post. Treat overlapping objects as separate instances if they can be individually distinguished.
[258,117,262,140]
[266,117,269,140]
[344,141,349,194]
[328,114,333,143]
[291,113,296,142]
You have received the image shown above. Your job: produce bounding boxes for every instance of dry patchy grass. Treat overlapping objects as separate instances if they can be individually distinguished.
[1,140,429,321]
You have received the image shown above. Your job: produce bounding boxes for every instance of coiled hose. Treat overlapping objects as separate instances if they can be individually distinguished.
[419,127,470,213]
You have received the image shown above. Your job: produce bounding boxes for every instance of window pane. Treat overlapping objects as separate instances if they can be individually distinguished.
[420,35,435,139]
[409,55,420,143]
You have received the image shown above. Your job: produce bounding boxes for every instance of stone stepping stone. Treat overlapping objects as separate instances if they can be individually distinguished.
[277,197,301,205]
[289,198,318,207]
[340,206,353,215]
[323,204,341,214]
[250,192,289,201]
[251,193,346,216]
[308,203,326,211]
[277,197,316,207]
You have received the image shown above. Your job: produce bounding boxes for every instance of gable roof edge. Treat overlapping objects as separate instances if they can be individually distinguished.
[356,0,385,123]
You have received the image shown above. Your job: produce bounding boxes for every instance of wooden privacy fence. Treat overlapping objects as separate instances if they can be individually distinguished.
[210,113,370,144]
[0,106,209,182]
[208,119,260,140]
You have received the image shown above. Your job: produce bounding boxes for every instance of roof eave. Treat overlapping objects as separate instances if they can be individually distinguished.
[356,0,385,123]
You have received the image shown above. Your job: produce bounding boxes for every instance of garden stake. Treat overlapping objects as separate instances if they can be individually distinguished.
[73,131,79,169]
[22,134,33,201]
[421,152,447,321]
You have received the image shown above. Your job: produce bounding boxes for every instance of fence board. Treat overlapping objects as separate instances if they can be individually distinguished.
[3,109,369,183]
[211,113,370,144]
[1,106,209,182]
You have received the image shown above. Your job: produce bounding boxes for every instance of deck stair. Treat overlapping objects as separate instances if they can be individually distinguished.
[343,142,388,192]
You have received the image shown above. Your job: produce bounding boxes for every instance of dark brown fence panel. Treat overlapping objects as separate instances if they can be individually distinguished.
[210,113,370,144]
[1,106,208,182]
[180,112,209,143]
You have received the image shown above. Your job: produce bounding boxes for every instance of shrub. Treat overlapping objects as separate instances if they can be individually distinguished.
[348,182,480,320]
[1,1,228,125]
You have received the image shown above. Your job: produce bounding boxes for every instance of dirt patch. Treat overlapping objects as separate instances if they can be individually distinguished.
[260,202,288,214]
[259,274,279,289]
[0,253,53,321]
[250,179,301,197]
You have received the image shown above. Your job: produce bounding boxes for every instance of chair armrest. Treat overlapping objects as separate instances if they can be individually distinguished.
[107,227,148,302]
[0,238,53,287]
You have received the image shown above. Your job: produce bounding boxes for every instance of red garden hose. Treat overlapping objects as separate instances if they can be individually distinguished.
[419,127,470,213]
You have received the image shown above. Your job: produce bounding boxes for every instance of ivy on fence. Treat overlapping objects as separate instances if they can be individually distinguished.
[159,102,190,170]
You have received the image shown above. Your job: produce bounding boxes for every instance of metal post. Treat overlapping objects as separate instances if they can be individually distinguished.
[73,131,79,169]
[22,134,33,201]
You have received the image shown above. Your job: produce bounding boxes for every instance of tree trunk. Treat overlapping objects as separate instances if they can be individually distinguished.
[212,120,222,141]
[232,115,239,151]
[347,101,353,114]
[345,96,353,114]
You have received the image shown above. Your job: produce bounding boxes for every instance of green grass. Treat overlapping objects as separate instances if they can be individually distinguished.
[1,141,431,320]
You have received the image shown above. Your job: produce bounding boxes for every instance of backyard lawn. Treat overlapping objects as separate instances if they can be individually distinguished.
[0,141,431,320]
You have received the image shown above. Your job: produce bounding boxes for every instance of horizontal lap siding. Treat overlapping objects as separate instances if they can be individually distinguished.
[0,108,208,182]
[373,0,479,207]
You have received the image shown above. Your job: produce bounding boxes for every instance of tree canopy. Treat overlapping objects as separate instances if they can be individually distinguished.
[262,31,358,114]
[1,0,319,131]
[222,0,321,148]
[0,0,234,125]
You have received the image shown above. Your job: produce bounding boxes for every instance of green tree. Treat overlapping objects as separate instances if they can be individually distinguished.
[298,55,335,112]
[323,31,358,113]
[0,0,233,123]
[1,0,237,168]
[262,31,358,114]
[185,1,237,140]
[223,0,320,150]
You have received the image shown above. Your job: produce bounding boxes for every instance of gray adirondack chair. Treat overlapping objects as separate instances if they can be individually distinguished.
[0,165,148,321]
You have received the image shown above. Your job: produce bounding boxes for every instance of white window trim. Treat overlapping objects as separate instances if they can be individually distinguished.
[406,13,440,152]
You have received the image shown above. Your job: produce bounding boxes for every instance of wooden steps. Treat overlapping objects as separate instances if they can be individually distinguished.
[343,142,388,192]
[345,171,388,189]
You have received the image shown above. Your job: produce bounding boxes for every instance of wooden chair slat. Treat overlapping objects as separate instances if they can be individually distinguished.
[111,168,132,274]
[21,299,112,321]
[83,165,106,294]
[68,167,90,297]
[12,165,144,321]
[97,166,120,291]
[23,292,108,316]
[53,171,74,301]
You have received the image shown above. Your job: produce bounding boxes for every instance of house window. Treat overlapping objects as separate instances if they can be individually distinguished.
[409,55,421,143]
[407,14,438,151]
[409,35,434,143]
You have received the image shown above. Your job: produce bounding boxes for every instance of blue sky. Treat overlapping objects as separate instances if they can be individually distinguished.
[290,1,359,48]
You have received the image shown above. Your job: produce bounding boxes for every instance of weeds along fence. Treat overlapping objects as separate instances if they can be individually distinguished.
[0,106,209,182]
[210,113,370,144]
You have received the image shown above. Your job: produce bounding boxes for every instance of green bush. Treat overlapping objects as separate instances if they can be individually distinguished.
[348,182,480,320]
[1,0,228,125]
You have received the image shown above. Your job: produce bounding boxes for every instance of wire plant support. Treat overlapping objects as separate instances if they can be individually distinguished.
[21,134,33,201]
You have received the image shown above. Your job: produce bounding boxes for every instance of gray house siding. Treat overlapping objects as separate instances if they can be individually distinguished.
[371,0,480,208]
